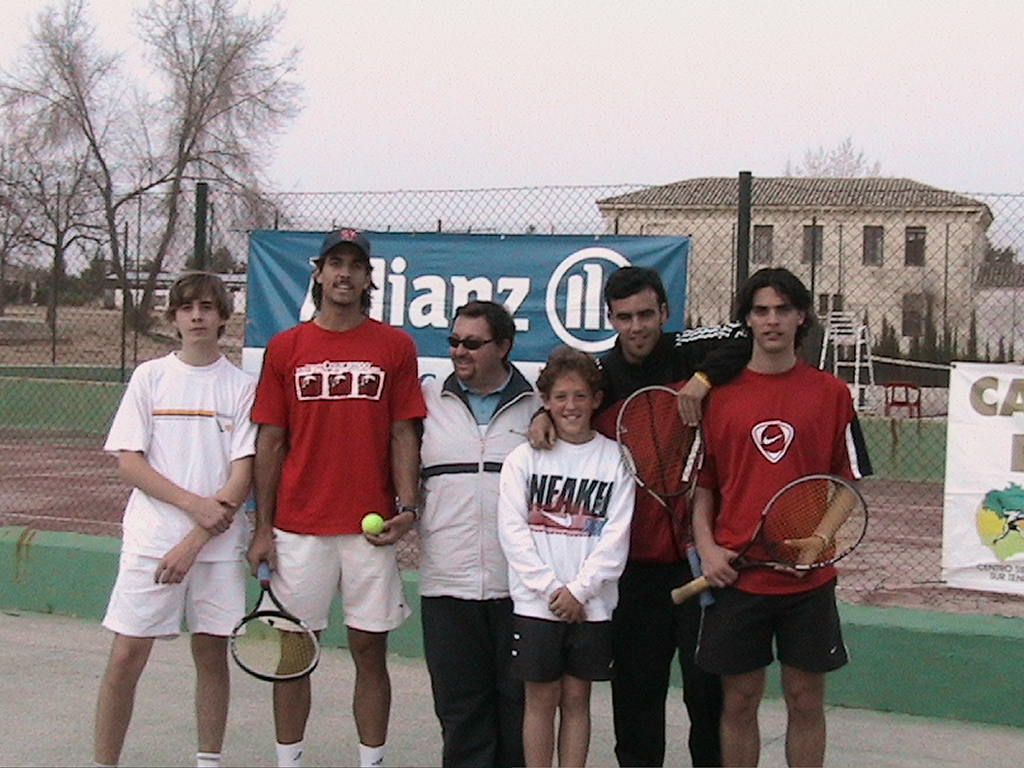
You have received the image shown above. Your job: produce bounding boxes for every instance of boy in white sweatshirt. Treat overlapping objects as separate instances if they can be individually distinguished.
[498,346,635,767]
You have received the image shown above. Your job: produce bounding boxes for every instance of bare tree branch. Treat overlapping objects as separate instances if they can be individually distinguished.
[0,145,32,316]
[0,0,301,331]
[785,137,882,177]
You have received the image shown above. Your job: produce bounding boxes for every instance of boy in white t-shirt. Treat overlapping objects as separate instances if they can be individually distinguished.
[498,347,634,767]
[93,273,257,768]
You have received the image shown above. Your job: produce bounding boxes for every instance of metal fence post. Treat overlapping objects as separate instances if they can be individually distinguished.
[194,181,209,270]
[735,170,752,306]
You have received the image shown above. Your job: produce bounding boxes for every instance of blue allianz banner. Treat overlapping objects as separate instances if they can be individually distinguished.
[244,230,689,374]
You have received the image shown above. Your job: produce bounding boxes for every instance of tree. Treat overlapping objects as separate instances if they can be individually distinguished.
[79,251,110,297]
[943,327,958,363]
[985,242,1016,264]
[23,164,98,330]
[908,334,921,360]
[785,137,882,177]
[0,146,30,317]
[1,0,300,331]
[921,299,938,362]
[967,310,979,360]
[208,245,241,273]
[2,80,105,325]
[872,315,900,358]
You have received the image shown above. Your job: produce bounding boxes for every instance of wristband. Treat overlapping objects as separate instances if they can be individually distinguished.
[396,504,419,521]
[692,371,713,389]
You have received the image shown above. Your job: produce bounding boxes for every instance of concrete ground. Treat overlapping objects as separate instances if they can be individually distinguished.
[2,610,1022,767]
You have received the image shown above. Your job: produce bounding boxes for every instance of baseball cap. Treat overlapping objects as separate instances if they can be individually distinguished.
[318,228,371,260]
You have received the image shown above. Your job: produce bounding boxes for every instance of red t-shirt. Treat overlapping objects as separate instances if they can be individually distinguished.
[252,319,426,535]
[698,361,869,594]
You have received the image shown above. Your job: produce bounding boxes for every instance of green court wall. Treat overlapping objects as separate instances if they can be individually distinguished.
[3,526,1022,728]
[0,527,423,656]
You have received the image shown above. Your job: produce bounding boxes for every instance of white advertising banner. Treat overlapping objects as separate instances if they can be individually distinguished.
[942,362,1024,593]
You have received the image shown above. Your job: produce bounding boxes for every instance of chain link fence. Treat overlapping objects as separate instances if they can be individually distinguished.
[3,179,1024,616]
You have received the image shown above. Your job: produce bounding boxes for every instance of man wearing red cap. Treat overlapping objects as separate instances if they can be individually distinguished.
[249,229,426,768]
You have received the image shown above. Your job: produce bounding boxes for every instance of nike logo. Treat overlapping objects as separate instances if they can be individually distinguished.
[751,420,795,464]
[542,510,573,527]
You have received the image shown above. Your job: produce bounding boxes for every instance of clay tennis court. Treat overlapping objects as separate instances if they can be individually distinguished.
[1,430,124,537]
[0,427,422,569]
[3,426,1022,617]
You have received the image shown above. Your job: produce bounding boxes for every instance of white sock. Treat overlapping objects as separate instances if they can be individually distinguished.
[276,740,305,768]
[359,743,385,767]
[196,752,221,768]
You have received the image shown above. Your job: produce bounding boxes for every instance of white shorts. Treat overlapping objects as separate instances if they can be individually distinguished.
[270,528,411,633]
[102,552,246,638]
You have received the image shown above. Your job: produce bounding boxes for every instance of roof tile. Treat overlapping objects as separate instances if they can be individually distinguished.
[598,177,987,210]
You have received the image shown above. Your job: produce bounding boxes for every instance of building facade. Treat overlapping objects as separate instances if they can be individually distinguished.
[597,177,993,357]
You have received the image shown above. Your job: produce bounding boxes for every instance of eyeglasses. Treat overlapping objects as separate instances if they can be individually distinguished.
[447,336,495,351]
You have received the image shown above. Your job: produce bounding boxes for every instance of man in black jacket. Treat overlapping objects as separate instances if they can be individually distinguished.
[531,266,750,767]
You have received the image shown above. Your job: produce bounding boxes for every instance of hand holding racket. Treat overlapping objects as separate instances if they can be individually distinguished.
[671,474,867,604]
[230,562,321,682]
[616,385,703,507]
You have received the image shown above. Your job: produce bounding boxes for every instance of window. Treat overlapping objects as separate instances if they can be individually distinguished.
[863,225,884,266]
[818,293,844,315]
[752,224,773,264]
[802,224,823,264]
[901,293,926,336]
[905,226,926,266]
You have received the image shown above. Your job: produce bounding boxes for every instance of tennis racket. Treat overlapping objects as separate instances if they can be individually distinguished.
[229,562,321,682]
[671,474,868,604]
[615,384,703,506]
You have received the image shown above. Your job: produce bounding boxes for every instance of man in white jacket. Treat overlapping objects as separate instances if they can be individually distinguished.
[418,300,540,768]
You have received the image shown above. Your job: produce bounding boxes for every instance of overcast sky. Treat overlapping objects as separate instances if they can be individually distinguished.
[1,0,1022,195]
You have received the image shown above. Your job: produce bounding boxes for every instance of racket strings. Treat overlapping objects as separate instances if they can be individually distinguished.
[618,390,696,497]
[231,614,319,679]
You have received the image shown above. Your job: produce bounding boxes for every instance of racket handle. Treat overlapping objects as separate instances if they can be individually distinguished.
[671,576,710,604]
[685,546,716,609]
[257,561,272,586]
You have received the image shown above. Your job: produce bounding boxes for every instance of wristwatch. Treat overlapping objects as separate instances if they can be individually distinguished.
[396,503,419,521]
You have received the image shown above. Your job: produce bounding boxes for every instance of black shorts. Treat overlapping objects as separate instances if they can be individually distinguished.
[695,580,848,676]
[509,615,614,682]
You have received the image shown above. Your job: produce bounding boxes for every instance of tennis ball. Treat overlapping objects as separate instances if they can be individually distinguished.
[361,512,385,535]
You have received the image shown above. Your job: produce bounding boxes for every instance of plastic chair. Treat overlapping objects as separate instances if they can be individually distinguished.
[884,381,922,418]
